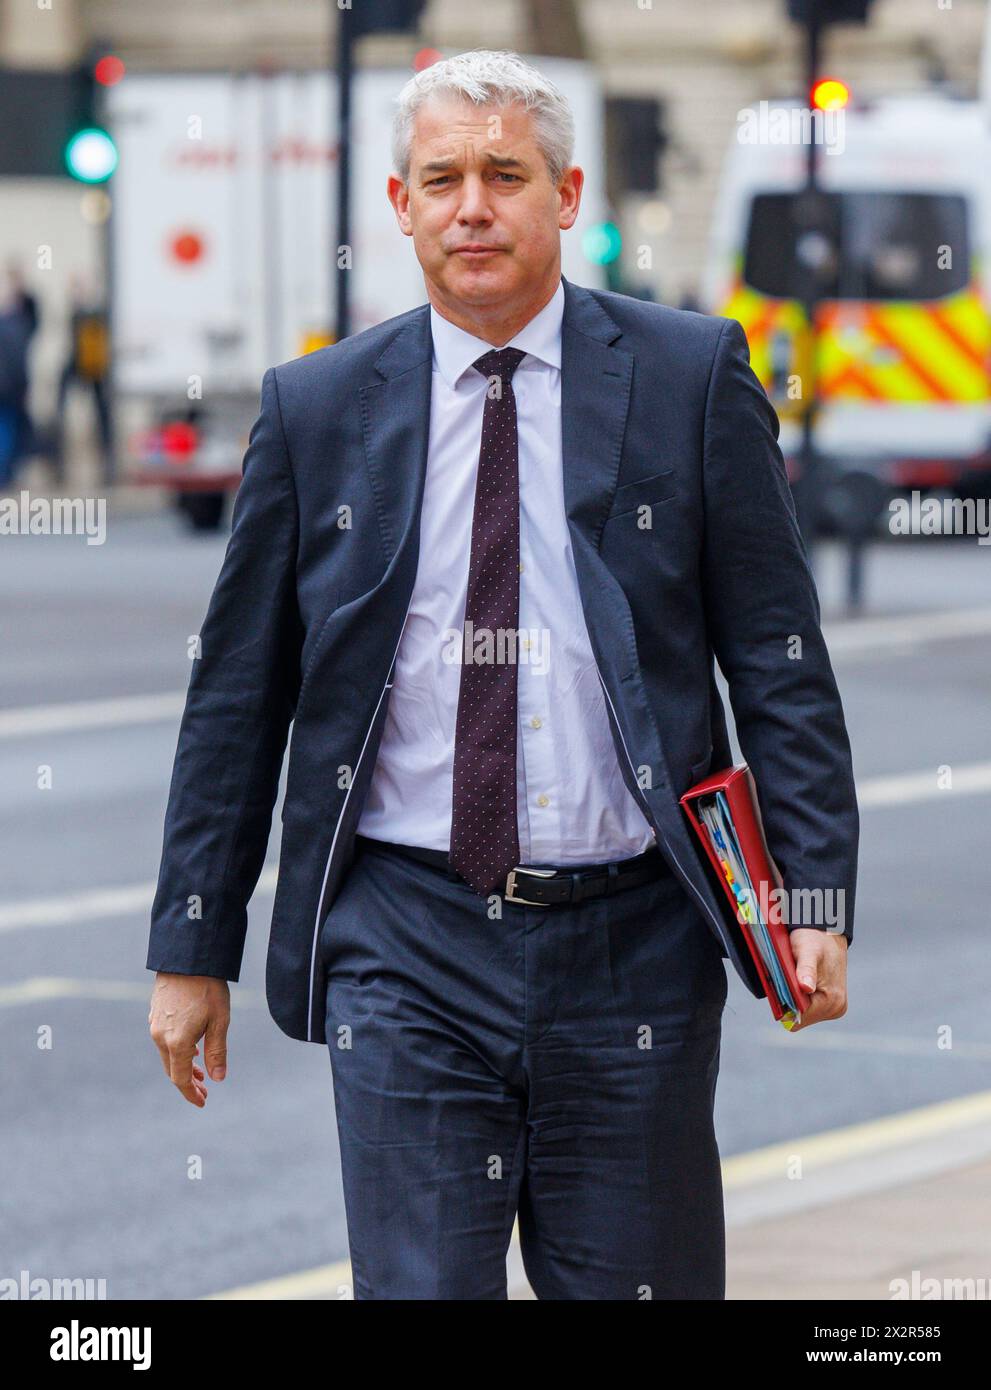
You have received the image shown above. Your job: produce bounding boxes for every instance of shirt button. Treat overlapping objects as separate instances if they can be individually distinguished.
[536,793,549,807]
[521,637,531,650]
[518,562,524,573]
[530,716,542,729]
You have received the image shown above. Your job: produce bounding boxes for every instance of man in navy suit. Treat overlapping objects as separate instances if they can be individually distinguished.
[147,50,858,1299]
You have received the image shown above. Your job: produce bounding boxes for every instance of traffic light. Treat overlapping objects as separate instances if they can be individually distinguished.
[0,62,114,178]
[810,77,851,110]
[65,127,117,183]
[348,0,427,37]
[787,0,873,21]
[583,221,623,292]
[93,55,126,88]
[0,52,121,180]
[605,97,668,200]
[63,53,120,183]
[582,222,622,267]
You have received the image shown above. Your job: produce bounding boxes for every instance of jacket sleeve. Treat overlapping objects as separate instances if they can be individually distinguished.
[146,366,304,979]
[699,317,859,944]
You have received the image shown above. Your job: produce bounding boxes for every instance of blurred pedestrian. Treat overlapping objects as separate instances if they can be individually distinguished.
[0,264,38,489]
[678,282,701,312]
[54,273,114,487]
[6,261,39,337]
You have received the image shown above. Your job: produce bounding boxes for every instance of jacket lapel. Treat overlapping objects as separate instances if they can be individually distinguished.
[560,274,634,551]
[359,307,434,573]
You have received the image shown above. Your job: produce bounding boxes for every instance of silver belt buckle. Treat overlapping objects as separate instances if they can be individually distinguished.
[504,866,558,904]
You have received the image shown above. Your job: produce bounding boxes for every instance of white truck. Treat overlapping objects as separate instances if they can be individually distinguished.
[106,63,608,528]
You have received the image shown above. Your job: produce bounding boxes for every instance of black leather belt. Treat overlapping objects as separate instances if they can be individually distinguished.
[354,834,670,906]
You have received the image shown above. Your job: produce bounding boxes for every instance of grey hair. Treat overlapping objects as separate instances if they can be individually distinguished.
[391,49,575,187]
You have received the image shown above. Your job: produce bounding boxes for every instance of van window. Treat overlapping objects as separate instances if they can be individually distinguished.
[743,191,969,300]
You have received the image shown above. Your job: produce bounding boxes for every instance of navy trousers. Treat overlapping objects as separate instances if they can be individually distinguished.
[320,835,728,1300]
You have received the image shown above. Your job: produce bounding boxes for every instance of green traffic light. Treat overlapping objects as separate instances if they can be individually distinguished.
[65,127,118,183]
[582,221,622,266]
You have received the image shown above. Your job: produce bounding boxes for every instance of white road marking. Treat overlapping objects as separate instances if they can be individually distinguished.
[0,882,159,932]
[758,1028,991,1061]
[0,976,264,1009]
[0,691,185,739]
[857,760,991,807]
[0,868,278,934]
[824,604,991,655]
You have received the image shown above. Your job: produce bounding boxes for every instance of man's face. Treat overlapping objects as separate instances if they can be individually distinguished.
[388,95,582,312]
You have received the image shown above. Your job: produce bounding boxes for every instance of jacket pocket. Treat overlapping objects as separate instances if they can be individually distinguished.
[689,748,714,784]
[606,468,676,520]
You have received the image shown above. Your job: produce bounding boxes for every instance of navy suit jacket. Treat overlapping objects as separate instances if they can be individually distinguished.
[146,274,859,1044]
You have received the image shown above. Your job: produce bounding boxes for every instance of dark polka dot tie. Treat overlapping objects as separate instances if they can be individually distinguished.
[449,346,527,896]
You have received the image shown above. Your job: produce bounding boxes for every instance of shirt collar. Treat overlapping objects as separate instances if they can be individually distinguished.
[430,277,564,390]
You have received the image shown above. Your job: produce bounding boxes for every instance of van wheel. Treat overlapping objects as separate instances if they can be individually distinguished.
[957,470,991,505]
[176,492,226,531]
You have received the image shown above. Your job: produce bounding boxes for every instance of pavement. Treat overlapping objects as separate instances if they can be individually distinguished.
[727,1156,991,1302]
[723,1091,991,1302]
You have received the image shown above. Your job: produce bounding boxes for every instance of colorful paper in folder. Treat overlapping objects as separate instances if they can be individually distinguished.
[679,763,811,1029]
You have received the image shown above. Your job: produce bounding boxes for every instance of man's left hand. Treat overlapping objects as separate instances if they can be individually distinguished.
[787,930,848,1032]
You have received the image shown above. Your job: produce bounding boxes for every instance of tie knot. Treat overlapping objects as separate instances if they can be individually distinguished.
[472,346,526,385]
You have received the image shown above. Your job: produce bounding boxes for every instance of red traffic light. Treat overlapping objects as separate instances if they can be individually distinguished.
[94,55,126,87]
[811,78,850,111]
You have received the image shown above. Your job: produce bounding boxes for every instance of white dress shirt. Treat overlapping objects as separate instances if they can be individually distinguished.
[356,277,656,865]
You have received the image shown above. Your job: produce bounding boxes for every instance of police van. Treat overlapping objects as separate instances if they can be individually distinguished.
[702,90,991,509]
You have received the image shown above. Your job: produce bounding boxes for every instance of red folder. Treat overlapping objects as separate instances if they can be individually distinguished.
[680,763,811,1026]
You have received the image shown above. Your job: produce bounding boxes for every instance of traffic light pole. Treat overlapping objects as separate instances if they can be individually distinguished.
[795,3,824,571]
[96,73,117,488]
[334,1,354,344]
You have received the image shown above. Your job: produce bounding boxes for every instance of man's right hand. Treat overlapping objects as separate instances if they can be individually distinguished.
[149,973,231,1107]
